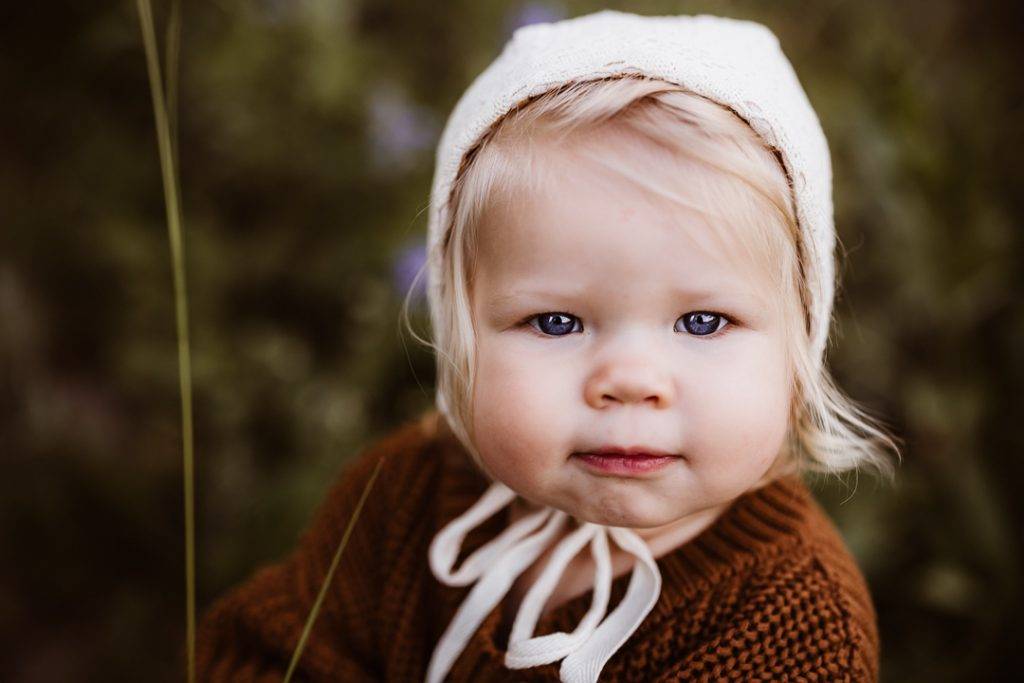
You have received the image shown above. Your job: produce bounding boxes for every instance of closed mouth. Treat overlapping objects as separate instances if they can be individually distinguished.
[575,446,679,459]
[570,449,680,476]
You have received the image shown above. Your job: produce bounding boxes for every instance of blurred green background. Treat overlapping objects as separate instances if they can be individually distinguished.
[1,0,1021,680]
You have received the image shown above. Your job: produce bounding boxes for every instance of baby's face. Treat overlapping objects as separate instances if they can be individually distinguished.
[468,149,793,530]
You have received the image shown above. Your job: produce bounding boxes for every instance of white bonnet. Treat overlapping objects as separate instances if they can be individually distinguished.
[426,9,836,383]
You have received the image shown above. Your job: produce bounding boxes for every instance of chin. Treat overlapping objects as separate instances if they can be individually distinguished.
[572,490,680,529]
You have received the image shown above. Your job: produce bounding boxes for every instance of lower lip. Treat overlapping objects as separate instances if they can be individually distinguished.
[572,453,679,475]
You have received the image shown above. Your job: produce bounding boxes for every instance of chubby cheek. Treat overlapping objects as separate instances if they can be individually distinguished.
[688,341,792,496]
[470,340,572,496]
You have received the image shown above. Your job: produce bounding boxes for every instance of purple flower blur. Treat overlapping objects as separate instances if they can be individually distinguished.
[367,81,438,176]
[392,239,428,306]
[504,1,568,38]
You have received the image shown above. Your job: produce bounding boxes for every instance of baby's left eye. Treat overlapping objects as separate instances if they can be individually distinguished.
[675,312,729,336]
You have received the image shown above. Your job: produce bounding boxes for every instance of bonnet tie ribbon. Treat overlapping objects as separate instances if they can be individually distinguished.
[427,481,662,683]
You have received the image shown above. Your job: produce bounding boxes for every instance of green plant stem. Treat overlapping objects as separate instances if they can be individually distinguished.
[135,1,195,681]
[284,455,387,682]
[166,0,181,167]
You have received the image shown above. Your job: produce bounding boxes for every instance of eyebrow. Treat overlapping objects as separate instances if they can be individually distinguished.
[673,287,768,308]
[486,290,579,306]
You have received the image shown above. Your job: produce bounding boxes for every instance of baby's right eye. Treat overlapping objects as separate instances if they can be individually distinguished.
[527,312,582,336]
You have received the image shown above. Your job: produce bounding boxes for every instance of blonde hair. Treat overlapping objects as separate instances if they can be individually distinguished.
[403,75,900,486]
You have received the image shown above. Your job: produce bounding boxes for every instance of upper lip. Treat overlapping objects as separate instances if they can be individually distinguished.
[577,446,679,459]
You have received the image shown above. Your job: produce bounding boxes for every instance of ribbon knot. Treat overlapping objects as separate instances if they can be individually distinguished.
[427,481,662,683]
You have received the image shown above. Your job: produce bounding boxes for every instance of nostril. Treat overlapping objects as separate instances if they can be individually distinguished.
[600,393,663,406]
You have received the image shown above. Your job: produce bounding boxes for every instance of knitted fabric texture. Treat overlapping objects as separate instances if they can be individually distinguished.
[426,10,836,377]
[195,412,880,681]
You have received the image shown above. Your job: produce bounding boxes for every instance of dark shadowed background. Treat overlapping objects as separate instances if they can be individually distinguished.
[1,1,1022,680]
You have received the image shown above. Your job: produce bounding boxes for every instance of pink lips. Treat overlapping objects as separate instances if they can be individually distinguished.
[572,446,680,476]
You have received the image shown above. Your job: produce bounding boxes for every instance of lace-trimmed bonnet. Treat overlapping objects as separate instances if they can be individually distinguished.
[423,10,836,683]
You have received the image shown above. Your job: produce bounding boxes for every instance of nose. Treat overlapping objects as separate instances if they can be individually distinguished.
[583,356,676,409]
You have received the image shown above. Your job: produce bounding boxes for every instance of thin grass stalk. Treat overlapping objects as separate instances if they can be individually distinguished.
[166,0,181,167]
[142,1,382,677]
[283,455,387,682]
[134,1,195,680]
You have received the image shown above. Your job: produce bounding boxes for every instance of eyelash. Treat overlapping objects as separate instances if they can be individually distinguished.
[517,311,736,339]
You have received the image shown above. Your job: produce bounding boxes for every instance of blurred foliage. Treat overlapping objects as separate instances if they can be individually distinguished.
[1,0,1021,680]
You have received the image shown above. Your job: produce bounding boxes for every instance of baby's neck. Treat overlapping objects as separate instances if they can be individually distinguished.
[504,497,732,620]
[622,503,732,556]
[509,497,730,553]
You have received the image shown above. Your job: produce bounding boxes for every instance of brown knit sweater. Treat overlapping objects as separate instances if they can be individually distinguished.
[196,410,880,681]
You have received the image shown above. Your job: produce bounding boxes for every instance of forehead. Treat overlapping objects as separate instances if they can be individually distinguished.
[473,141,774,302]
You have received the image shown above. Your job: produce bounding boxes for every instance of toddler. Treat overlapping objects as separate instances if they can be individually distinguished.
[196,10,899,682]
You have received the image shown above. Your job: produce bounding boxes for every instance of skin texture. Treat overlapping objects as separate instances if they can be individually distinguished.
[467,139,796,611]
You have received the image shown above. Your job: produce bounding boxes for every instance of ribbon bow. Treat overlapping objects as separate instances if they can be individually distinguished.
[427,481,662,683]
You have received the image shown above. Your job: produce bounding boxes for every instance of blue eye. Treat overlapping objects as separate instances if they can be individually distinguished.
[529,312,581,336]
[676,312,728,336]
